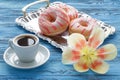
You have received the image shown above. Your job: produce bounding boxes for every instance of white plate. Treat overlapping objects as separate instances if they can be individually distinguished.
[16,1,115,49]
[3,44,50,69]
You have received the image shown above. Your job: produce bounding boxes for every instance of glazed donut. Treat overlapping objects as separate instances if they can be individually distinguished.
[51,2,78,21]
[69,16,98,39]
[38,7,69,36]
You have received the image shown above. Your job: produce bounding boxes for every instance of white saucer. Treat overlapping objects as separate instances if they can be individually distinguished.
[3,44,50,69]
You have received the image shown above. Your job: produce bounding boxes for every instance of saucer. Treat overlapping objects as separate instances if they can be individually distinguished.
[3,44,50,69]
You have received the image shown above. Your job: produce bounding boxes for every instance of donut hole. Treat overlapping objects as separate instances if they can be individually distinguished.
[49,16,56,22]
[48,14,57,22]
[80,20,88,27]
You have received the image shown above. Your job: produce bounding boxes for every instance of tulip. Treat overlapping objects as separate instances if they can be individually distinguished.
[62,27,117,74]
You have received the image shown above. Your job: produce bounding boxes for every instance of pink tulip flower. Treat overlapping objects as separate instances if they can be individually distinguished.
[62,27,117,74]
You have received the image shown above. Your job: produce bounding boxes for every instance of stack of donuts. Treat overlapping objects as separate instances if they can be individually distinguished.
[38,2,99,39]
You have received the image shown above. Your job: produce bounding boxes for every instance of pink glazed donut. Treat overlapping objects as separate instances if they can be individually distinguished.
[38,7,69,36]
[53,3,78,21]
[69,17,98,39]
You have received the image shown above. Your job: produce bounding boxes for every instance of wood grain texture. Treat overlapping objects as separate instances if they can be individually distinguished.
[0,0,120,80]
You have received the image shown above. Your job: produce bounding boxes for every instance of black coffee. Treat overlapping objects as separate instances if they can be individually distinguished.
[17,36,35,46]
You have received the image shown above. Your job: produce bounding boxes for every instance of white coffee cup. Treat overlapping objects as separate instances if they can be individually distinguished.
[9,34,39,63]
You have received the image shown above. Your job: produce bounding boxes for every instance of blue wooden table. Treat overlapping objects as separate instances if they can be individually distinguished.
[0,0,120,80]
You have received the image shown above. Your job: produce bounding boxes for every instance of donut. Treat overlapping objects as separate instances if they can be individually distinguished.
[51,3,78,21]
[69,16,98,39]
[38,7,69,36]
[58,4,78,21]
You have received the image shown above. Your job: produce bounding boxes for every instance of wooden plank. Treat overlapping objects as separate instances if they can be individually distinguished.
[0,0,120,80]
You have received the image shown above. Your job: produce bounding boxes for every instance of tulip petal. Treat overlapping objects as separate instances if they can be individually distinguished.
[88,27,105,49]
[73,57,89,72]
[67,33,86,49]
[90,59,109,74]
[62,47,81,64]
[97,44,117,61]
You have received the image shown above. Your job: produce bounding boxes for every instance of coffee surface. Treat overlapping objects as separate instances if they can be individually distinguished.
[17,36,35,46]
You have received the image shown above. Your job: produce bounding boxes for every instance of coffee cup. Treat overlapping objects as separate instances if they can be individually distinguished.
[9,34,39,63]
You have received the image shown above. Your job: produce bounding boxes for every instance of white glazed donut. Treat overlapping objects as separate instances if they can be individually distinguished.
[69,16,98,39]
[38,7,69,36]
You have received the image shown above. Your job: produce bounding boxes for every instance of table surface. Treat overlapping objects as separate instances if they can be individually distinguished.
[0,0,120,80]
